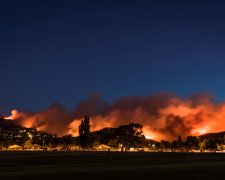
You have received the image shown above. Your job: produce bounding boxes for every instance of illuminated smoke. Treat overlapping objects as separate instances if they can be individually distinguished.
[5,92,225,141]
[5,103,73,136]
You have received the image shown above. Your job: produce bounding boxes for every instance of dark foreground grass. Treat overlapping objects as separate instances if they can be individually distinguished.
[0,151,225,180]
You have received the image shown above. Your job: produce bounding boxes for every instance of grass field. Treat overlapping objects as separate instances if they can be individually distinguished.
[1,151,225,180]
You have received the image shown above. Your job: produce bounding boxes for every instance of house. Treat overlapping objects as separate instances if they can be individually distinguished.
[96,144,111,151]
[8,144,22,151]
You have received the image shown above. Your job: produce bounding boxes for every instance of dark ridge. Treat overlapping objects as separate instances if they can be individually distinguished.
[200,131,225,141]
[0,117,21,128]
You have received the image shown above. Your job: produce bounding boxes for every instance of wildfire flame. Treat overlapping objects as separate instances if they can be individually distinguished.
[5,109,18,120]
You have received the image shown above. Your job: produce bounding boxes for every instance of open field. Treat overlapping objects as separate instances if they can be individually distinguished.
[1,151,225,180]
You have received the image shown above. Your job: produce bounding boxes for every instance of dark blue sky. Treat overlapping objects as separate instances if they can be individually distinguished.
[1,0,225,113]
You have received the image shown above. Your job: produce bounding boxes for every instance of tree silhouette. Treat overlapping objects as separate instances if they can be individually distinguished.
[171,140,177,151]
[79,115,91,150]
[186,136,199,150]
[177,136,183,149]
[116,123,144,150]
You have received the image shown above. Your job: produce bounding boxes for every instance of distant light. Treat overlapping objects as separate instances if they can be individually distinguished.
[145,135,152,139]
[28,132,33,139]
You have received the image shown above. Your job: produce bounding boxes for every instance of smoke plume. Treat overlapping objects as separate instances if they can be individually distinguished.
[5,92,225,141]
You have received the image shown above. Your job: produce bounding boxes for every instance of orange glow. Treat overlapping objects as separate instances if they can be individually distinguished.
[191,126,209,135]
[5,109,18,120]
[199,129,207,135]
[67,101,225,141]
[145,135,155,140]
[68,119,82,136]
[5,94,225,141]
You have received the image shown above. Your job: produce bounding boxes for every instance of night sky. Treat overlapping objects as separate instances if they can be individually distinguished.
[1,0,225,113]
